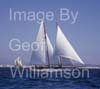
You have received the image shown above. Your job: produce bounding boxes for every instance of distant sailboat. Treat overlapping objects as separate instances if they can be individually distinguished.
[15,57,23,67]
[30,21,84,68]
[55,25,84,67]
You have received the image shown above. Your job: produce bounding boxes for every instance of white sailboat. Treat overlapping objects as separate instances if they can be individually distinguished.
[15,57,23,67]
[30,21,84,68]
[55,25,84,67]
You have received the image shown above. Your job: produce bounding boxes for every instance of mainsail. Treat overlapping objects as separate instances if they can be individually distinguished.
[55,25,84,65]
[30,21,54,65]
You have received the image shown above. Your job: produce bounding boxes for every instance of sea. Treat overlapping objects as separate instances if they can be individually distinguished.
[0,67,100,89]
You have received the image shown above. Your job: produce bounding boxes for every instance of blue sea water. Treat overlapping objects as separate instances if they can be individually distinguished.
[0,68,100,89]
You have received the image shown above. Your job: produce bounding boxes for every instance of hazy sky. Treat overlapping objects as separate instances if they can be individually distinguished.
[0,0,100,65]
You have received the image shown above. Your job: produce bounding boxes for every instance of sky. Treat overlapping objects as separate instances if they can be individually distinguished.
[0,0,100,65]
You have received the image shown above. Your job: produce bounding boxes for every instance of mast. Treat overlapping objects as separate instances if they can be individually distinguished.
[58,56,62,68]
[43,22,50,68]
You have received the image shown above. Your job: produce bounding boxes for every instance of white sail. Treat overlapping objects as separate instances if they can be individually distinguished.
[46,33,55,64]
[15,57,23,67]
[31,21,46,64]
[55,25,84,64]
[31,21,54,65]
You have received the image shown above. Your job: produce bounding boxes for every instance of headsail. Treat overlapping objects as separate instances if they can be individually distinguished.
[55,25,84,65]
[31,21,46,64]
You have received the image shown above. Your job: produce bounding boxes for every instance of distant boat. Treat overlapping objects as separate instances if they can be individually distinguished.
[15,57,23,67]
[30,21,84,68]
